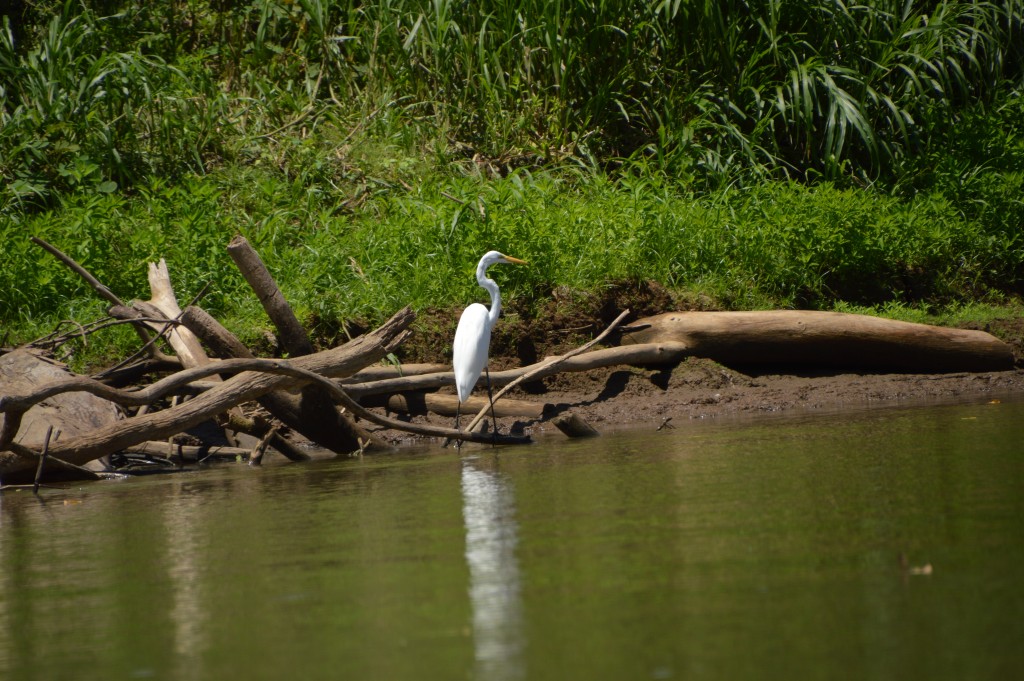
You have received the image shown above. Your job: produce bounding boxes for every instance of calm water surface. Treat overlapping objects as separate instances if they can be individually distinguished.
[1,398,1022,680]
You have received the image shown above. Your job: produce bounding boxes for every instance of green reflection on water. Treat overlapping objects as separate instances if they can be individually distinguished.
[1,399,1022,681]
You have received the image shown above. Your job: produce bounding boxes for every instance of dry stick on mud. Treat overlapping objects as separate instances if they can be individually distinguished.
[30,237,173,363]
[463,309,632,434]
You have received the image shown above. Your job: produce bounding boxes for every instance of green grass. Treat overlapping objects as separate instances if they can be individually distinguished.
[833,299,1024,328]
[5,159,1022,352]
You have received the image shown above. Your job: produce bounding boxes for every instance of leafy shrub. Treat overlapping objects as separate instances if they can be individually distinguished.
[0,6,227,211]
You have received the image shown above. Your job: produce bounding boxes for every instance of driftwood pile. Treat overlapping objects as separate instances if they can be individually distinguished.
[0,235,1016,485]
[0,236,626,483]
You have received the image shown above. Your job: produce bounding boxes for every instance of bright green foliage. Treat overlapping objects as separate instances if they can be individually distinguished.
[3,0,1023,207]
[5,166,1022,346]
[0,5,228,208]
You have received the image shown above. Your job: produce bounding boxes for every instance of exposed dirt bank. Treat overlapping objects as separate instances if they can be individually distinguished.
[369,358,1024,444]
[367,284,1024,443]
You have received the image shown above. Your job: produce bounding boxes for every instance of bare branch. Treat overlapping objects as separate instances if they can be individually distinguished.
[30,237,171,361]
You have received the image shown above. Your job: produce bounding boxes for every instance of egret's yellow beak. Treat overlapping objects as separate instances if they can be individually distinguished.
[502,255,527,265]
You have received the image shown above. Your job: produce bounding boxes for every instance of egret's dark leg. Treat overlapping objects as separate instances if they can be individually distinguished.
[485,368,499,441]
[452,401,462,450]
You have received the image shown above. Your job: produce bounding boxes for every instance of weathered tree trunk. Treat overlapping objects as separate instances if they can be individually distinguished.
[134,259,212,368]
[227,235,315,356]
[621,311,1014,372]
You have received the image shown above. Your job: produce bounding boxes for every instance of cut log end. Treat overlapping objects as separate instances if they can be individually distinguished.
[552,412,600,438]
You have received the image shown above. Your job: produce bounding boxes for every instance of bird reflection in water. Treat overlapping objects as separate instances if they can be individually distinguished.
[461,458,526,680]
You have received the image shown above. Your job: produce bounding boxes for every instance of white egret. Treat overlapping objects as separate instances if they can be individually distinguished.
[453,250,527,438]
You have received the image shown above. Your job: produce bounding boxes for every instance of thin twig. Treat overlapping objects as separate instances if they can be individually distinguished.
[30,237,167,358]
[91,316,180,380]
[32,316,185,351]
[462,309,632,434]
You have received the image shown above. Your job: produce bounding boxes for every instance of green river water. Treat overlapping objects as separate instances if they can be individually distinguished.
[1,397,1022,680]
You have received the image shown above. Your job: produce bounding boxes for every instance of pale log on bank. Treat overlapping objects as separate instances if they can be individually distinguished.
[621,311,1014,373]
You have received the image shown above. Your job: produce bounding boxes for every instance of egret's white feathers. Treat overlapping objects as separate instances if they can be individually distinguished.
[454,303,491,403]
[452,251,525,404]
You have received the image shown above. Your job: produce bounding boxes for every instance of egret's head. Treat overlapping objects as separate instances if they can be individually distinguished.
[479,250,527,270]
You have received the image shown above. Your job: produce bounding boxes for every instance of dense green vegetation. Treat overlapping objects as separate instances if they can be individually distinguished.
[2,0,1023,356]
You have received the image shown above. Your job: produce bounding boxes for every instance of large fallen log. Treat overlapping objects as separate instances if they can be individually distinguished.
[0,349,121,450]
[621,311,1014,373]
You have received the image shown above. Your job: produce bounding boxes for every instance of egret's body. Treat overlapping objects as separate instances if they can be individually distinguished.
[453,251,526,436]
[454,302,493,403]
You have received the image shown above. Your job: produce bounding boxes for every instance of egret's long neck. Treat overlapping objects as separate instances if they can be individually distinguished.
[478,268,502,327]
